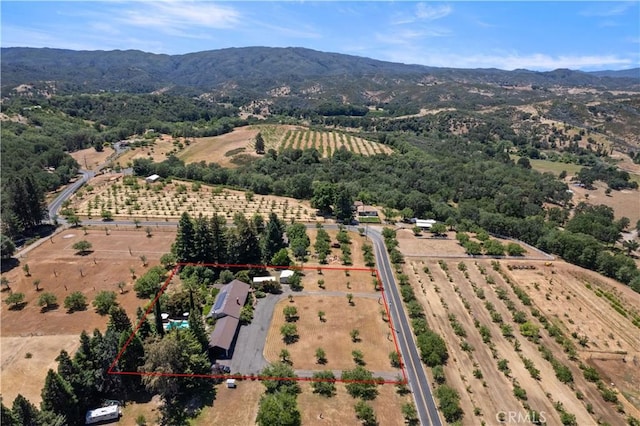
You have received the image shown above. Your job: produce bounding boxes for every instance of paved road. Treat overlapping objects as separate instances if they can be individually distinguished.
[48,142,129,224]
[368,227,442,426]
[48,169,95,222]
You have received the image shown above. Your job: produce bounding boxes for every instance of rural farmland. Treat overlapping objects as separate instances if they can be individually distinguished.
[396,229,640,426]
[0,228,175,405]
[69,176,317,222]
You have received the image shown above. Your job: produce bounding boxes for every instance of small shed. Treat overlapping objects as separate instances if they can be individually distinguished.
[145,174,160,183]
[415,219,437,230]
[356,205,378,217]
[226,378,236,388]
[253,276,275,285]
[280,270,295,284]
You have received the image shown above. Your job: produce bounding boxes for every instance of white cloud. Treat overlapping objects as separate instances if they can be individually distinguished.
[117,1,240,32]
[580,2,636,17]
[392,3,452,25]
[415,4,452,21]
[256,22,322,40]
[376,28,451,45]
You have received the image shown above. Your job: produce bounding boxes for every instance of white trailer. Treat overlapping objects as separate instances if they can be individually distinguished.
[85,404,121,425]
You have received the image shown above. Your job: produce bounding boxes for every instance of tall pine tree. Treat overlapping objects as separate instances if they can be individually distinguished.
[262,212,286,264]
[40,370,78,423]
[228,213,261,266]
[174,212,195,263]
[193,214,213,263]
[210,214,228,264]
[11,395,39,426]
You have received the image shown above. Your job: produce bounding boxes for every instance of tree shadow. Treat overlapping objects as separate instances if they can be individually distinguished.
[76,250,94,256]
[9,302,27,311]
[40,303,59,313]
[1,258,19,273]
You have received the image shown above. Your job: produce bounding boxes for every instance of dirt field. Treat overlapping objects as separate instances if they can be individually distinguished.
[305,229,374,270]
[178,127,261,168]
[115,135,180,167]
[263,295,399,373]
[0,335,80,405]
[191,376,411,425]
[70,177,318,222]
[174,124,393,167]
[402,255,639,425]
[192,380,264,426]
[69,146,115,171]
[565,179,640,224]
[1,229,175,406]
[396,228,533,258]
[505,262,640,415]
[298,381,411,426]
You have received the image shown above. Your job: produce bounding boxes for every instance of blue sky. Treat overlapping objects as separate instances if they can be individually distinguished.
[2,1,639,71]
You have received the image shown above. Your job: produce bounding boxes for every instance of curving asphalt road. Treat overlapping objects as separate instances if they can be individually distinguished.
[49,142,128,224]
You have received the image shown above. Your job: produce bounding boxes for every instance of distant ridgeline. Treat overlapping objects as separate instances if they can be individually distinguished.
[0,47,638,293]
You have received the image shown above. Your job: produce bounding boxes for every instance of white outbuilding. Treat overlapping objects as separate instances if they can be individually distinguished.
[280,270,295,284]
[415,219,437,230]
[145,174,160,183]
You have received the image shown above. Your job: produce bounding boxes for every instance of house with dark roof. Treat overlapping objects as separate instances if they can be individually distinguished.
[207,279,251,358]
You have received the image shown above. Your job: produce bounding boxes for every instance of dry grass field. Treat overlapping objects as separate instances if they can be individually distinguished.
[564,179,640,224]
[402,255,640,425]
[70,177,318,222]
[115,135,180,167]
[0,228,175,406]
[297,381,411,426]
[0,335,80,405]
[192,381,264,426]
[191,376,411,425]
[263,295,399,373]
[69,146,115,170]
[178,127,262,168]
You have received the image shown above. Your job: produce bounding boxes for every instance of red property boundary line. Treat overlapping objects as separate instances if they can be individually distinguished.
[108,263,408,385]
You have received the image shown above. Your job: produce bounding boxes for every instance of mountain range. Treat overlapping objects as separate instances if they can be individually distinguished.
[2,46,639,97]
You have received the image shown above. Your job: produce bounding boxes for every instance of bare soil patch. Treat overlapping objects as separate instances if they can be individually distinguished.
[192,380,264,426]
[298,381,410,426]
[0,335,80,405]
[397,229,466,257]
[119,396,162,426]
[296,268,378,294]
[264,295,399,373]
[1,228,175,337]
[69,146,114,171]
[397,228,532,258]
[116,135,178,167]
[178,127,261,168]
[565,179,640,224]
